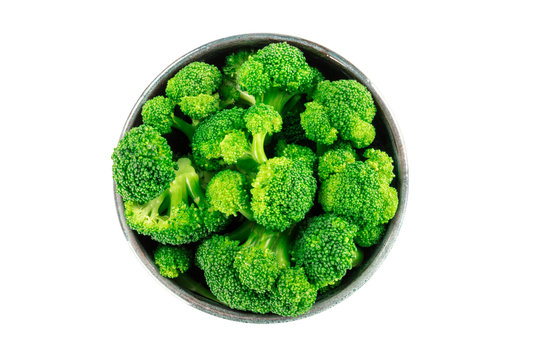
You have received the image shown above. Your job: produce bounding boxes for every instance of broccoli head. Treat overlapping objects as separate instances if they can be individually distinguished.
[319,149,398,247]
[124,158,228,245]
[317,142,358,181]
[112,125,176,204]
[237,42,319,113]
[141,95,196,139]
[251,157,317,232]
[206,169,253,220]
[292,214,363,289]
[165,62,222,123]
[154,244,192,278]
[301,79,377,148]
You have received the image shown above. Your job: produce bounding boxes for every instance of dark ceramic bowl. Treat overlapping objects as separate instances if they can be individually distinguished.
[114,33,408,323]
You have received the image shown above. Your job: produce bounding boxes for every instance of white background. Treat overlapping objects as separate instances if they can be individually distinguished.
[1,1,539,359]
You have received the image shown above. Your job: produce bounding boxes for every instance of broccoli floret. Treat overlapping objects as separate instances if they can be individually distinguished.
[319,149,398,246]
[292,214,363,289]
[318,142,358,181]
[237,42,319,113]
[206,169,253,220]
[192,105,281,171]
[271,267,317,317]
[196,227,316,317]
[165,62,222,123]
[301,80,377,148]
[141,96,196,139]
[154,244,192,278]
[219,50,257,107]
[251,157,317,232]
[233,225,290,293]
[112,125,176,203]
[275,141,317,170]
[124,158,228,245]
[191,107,247,170]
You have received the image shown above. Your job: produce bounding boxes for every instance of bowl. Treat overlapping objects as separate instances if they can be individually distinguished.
[114,33,408,323]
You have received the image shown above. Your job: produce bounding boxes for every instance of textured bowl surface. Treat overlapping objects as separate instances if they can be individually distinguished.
[114,33,408,323]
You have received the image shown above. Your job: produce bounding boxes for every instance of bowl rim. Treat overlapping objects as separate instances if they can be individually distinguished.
[114,33,409,323]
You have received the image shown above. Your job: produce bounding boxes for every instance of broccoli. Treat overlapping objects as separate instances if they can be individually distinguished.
[112,125,177,203]
[251,157,317,232]
[165,62,222,123]
[292,214,363,289]
[317,142,358,181]
[300,79,377,148]
[196,227,316,317]
[124,157,228,245]
[113,42,399,318]
[191,105,281,171]
[319,149,398,247]
[236,42,320,113]
[154,244,192,278]
[233,224,290,293]
[141,96,196,139]
[206,169,253,220]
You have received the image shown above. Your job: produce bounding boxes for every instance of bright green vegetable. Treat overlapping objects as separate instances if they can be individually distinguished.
[112,125,176,204]
[124,158,228,245]
[154,244,192,278]
[292,214,363,289]
[301,79,377,148]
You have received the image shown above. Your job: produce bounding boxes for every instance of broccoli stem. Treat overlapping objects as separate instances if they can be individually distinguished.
[259,88,295,114]
[227,221,255,242]
[238,89,256,106]
[242,225,291,269]
[251,133,268,164]
[185,171,205,207]
[171,116,195,140]
[239,208,255,222]
[351,246,364,268]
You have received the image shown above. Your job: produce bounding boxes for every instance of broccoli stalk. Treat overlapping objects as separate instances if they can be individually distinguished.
[141,95,196,140]
[124,158,228,245]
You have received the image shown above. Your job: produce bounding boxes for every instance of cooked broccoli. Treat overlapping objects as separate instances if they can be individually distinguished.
[292,214,363,289]
[206,169,253,220]
[112,125,176,203]
[165,62,222,123]
[233,224,289,293]
[113,42,400,318]
[141,96,196,139]
[236,42,320,113]
[192,104,281,171]
[251,157,317,231]
[124,157,228,245]
[301,80,377,148]
[319,149,398,247]
[154,244,192,278]
[196,227,316,317]
[317,142,358,181]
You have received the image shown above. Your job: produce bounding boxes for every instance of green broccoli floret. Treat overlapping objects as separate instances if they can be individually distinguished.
[271,266,317,317]
[219,50,257,107]
[292,214,363,289]
[275,141,317,170]
[141,96,196,139]
[300,80,377,148]
[165,62,222,123]
[154,244,192,278]
[124,158,228,245]
[318,142,358,181]
[319,149,398,247]
[196,228,316,317]
[233,225,290,293]
[192,105,281,171]
[112,125,176,204]
[236,42,319,113]
[191,107,247,170]
[206,169,253,220]
[251,157,317,232]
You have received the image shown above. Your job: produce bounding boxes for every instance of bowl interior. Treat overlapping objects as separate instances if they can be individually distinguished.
[115,34,408,323]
